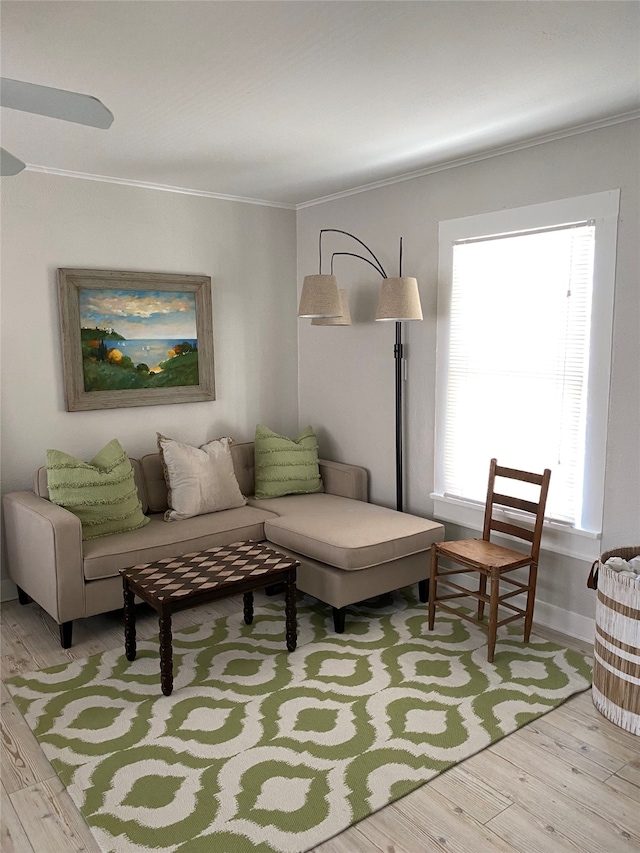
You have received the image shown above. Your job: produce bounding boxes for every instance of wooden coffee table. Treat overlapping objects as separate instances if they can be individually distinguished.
[120,541,298,695]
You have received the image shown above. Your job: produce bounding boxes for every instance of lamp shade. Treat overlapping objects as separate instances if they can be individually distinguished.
[311,290,351,326]
[375,277,423,321]
[298,275,341,318]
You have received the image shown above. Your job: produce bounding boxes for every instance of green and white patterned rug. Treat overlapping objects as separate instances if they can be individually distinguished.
[7,592,591,853]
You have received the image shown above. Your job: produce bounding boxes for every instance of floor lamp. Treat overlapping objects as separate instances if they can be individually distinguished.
[298,229,423,512]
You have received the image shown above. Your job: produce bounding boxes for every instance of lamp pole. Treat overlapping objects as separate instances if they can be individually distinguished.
[320,229,409,513]
[395,320,404,512]
[395,236,405,512]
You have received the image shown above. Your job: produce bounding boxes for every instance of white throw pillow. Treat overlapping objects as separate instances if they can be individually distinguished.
[157,434,247,521]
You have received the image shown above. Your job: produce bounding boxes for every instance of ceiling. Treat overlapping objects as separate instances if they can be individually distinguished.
[1,1,638,207]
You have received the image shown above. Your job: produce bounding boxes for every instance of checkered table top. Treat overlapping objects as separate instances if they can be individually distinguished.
[120,541,298,601]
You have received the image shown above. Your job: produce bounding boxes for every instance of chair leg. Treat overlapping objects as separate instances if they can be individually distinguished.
[487,567,500,663]
[418,579,429,603]
[477,574,487,622]
[428,544,438,630]
[523,562,538,642]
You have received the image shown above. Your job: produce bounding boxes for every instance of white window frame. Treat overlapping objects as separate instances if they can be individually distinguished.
[433,190,620,562]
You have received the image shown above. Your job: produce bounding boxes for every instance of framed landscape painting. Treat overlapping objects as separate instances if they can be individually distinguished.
[57,269,215,411]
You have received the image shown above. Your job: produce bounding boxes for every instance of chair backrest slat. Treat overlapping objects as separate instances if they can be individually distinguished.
[490,519,535,542]
[492,493,539,515]
[494,464,545,485]
[482,458,551,561]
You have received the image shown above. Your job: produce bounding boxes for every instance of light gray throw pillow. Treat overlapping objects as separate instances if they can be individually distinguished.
[157,434,246,521]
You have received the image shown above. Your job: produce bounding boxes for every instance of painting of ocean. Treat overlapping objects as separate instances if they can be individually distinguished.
[116,338,197,370]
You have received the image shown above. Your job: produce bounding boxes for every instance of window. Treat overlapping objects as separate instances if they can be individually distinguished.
[433,191,619,561]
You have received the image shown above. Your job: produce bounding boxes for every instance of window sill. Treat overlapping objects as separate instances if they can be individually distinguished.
[430,494,601,563]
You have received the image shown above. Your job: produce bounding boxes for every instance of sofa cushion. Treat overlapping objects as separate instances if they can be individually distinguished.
[46,439,149,541]
[254,424,323,499]
[229,442,257,497]
[141,453,170,512]
[157,434,246,521]
[83,505,277,581]
[260,493,443,570]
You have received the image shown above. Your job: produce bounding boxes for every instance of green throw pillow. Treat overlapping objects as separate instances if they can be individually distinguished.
[254,424,324,499]
[46,438,149,540]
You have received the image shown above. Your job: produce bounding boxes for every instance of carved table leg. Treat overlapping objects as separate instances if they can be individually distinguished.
[243,591,254,625]
[123,578,137,661]
[285,569,297,652]
[159,611,173,696]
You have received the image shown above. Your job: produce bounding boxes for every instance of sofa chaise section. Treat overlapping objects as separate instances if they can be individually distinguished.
[248,492,444,630]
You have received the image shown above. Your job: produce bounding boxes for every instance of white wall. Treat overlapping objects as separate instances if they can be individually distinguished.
[297,120,640,638]
[1,172,298,594]
[3,123,638,637]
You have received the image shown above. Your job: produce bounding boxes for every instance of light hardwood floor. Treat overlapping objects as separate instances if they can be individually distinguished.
[2,594,639,853]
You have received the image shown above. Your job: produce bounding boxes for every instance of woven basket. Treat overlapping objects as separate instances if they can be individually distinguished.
[592,546,640,735]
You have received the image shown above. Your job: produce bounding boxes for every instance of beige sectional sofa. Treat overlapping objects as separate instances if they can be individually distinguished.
[3,441,444,647]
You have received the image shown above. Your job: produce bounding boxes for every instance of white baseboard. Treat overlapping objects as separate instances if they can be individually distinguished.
[1,578,18,603]
[437,571,595,646]
[533,599,595,645]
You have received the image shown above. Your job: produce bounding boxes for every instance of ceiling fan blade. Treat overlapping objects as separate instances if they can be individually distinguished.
[0,78,113,129]
[0,147,26,176]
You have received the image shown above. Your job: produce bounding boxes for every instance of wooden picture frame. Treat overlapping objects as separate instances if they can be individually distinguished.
[58,269,215,411]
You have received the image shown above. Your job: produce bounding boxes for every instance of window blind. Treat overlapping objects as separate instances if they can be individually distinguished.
[444,222,595,525]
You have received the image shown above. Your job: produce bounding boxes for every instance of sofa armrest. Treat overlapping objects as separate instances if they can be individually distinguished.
[2,492,85,624]
[318,459,368,502]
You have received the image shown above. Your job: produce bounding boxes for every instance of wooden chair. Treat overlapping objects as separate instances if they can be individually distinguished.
[428,459,551,662]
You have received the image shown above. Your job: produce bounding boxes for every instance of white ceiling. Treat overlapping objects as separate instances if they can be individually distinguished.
[1,1,639,207]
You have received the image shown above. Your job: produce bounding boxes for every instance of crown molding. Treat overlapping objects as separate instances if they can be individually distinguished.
[296,110,640,210]
[22,165,297,210]
[20,109,639,210]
